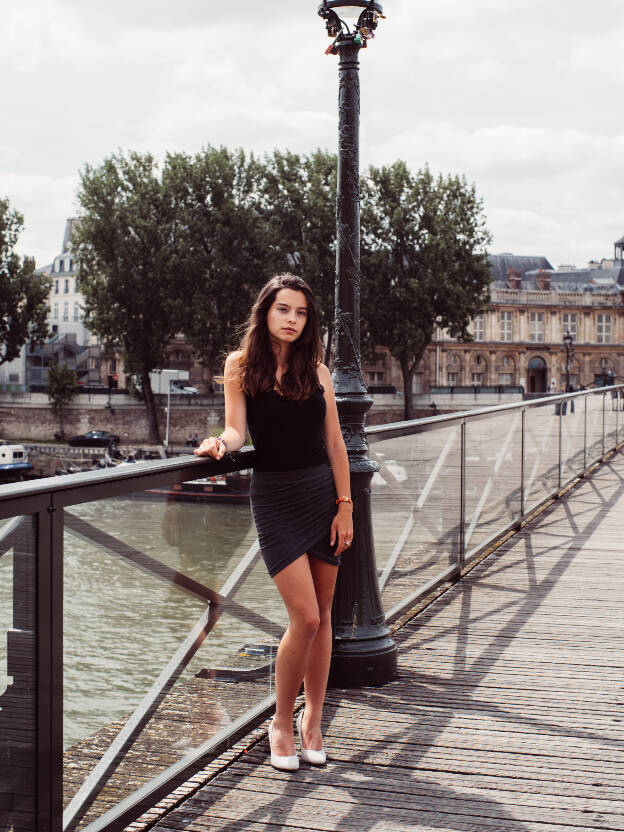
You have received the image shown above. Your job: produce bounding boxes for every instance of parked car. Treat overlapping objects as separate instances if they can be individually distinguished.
[68,430,120,447]
[170,382,198,395]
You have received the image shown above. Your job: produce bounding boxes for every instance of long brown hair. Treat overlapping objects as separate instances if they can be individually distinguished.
[231,274,323,400]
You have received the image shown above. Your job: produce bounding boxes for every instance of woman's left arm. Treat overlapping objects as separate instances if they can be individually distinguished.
[318,363,353,555]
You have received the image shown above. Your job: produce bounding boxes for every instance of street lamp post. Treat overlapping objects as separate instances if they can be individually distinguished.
[318,1,397,687]
[563,331,574,390]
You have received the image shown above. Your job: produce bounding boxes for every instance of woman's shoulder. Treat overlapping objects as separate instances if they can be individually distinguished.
[317,362,331,381]
[224,350,243,371]
[316,362,333,395]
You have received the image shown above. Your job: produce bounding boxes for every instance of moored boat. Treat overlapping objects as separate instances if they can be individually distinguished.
[145,471,251,504]
[0,443,34,480]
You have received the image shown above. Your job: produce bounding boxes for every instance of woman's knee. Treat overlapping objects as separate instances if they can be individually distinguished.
[290,608,320,639]
[317,599,332,627]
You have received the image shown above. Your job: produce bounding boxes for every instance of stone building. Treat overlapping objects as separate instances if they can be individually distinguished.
[1,219,103,389]
[362,242,624,397]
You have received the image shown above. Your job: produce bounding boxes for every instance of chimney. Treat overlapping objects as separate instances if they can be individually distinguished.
[536,269,551,291]
[506,268,522,290]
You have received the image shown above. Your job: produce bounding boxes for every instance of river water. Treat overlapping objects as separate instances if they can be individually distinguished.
[0,493,291,748]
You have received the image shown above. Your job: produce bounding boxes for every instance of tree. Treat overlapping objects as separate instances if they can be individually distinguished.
[47,363,79,440]
[0,198,51,366]
[163,147,269,379]
[260,149,337,363]
[361,162,492,420]
[73,151,180,444]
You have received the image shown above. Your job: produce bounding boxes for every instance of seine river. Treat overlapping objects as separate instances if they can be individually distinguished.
[0,493,290,748]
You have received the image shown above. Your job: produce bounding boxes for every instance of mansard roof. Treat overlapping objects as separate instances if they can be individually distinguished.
[490,253,624,293]
[489,254,553,286]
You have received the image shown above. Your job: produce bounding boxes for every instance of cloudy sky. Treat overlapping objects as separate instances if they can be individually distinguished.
[4,0,624,269]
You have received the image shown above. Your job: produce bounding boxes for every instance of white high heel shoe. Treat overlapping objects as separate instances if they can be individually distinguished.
[296,711,327,765]
[268,721,299,771]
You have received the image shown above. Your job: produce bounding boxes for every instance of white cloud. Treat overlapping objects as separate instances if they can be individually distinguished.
[0,174,78,264]
[373,123,624,266]
[3,0,624,269]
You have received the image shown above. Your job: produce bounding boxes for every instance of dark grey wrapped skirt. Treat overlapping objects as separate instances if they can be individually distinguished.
[250,462,340,577]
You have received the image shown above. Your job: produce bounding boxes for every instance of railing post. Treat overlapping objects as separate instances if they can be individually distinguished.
[520,408,525,519]
[459,419,466,568]
[558,394,563,491]
[602,391,606,459]
[583,393,588,472]
[37,496,64,832]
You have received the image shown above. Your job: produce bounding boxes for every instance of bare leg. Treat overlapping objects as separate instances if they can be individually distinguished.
[301,557,338,751]
[270,555,320,757]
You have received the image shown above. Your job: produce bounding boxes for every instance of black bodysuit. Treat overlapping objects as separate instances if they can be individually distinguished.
[245,387,328,472]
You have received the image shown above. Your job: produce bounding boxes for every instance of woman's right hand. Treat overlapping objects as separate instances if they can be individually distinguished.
[194,437,226,460]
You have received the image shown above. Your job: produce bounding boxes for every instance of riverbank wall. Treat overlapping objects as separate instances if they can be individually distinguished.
[0,391,414,443]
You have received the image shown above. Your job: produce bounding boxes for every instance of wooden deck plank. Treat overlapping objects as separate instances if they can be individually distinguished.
[138,454,624,832]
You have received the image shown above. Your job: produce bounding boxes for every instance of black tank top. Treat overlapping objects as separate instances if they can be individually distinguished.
[246,387,328,472]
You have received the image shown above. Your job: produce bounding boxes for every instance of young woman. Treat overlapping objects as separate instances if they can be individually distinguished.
[195,274,353,771]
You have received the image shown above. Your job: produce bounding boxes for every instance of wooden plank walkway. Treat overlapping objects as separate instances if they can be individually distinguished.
[135,452,624,832]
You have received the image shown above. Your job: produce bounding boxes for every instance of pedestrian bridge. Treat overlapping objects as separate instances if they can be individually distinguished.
[1,387,623,832]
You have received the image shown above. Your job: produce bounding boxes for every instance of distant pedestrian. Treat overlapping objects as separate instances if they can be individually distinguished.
[195,274,352,772]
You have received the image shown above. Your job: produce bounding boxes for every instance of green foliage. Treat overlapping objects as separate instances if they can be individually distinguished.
[72,144,491,428]
[259,149,337,360]
[163,146,269,375]
[47,363,79,439]
[361,162,492,419]
[73,151,180,443]
[0,198,51,366]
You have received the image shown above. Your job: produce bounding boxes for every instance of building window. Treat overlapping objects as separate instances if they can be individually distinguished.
[472,372,484,386]
[500,310,513,342]
[597,314,611,344]
[53,303,58,320]
[54,280,59,294]
[69,259,73,271]
[473,314,485,341]
[498,373,512,385]
[63,302,69,322]
[530,312,544,342]
[368,372,384,385]
[502,355,512,368]
[412,374,424,394]
[64,279,69,293]
[449,353,460,365]
[58,260,64,273]
[600,356,609,368]
[562,313,577,341]
[448,372,459,386]
[73,301,80,321]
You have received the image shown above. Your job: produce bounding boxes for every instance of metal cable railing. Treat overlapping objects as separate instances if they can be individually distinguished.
[1,385,622,832]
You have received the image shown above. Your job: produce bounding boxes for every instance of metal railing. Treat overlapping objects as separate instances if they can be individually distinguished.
[1,384,622,832]
[368,385,624,621]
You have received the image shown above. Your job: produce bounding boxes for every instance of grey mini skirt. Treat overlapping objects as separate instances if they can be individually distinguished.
[250,462,340,577]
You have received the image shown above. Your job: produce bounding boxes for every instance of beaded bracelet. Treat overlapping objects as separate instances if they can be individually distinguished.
[336,496,353,505]
[216,436,229,451]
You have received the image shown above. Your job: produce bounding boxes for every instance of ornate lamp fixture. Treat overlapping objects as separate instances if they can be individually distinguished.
[318,1,384,50]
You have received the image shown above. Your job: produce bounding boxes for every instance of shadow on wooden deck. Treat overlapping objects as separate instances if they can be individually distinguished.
[130,455,624,832]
